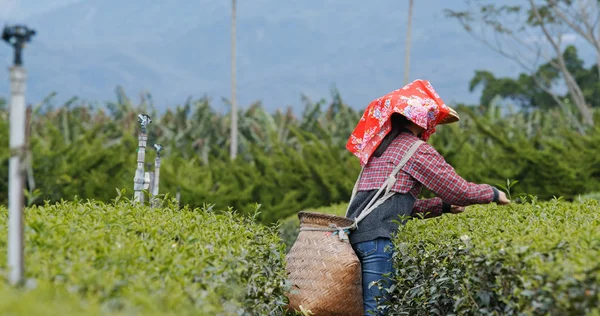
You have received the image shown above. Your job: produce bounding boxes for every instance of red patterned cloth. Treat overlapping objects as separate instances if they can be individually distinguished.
[347,79,458,166]
[357,131,496,217]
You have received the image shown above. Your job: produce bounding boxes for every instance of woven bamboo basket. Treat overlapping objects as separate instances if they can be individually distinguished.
[285,211,363,316]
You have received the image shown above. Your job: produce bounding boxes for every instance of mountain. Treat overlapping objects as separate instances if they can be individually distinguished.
[0,0,588,113]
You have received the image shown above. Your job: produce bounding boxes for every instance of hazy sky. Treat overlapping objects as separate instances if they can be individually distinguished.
[0,0,596,113]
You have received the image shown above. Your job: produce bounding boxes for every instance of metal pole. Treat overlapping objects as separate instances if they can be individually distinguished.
[403,0,414,85]
[7,65,26,286]
[3,24,35,286]
[24,106,35,203]
[133,114,151,204]
[144,162,153,205]
[230,0,238,159]
[145,170,153,205]
[152,144,163,207]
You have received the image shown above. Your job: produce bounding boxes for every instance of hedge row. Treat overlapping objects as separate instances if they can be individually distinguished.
[0,198,289,315]
[2,101,600,226]
[381,199,600,315]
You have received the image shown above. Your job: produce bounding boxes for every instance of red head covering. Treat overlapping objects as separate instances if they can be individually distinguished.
[346,79,459,166]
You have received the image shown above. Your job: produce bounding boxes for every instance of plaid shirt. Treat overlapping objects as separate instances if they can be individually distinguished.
[357,131,497,218]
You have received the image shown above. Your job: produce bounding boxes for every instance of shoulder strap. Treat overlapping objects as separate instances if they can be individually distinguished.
[344,139,424,228]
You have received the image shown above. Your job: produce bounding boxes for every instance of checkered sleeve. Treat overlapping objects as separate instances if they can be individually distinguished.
[407,144,497,212]
[412,197,445,218]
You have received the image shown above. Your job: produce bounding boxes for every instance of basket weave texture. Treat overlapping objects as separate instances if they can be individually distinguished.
[285,211,363,315]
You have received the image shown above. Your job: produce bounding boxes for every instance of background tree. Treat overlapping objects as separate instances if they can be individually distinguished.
[445,0,598,126]
[470,45,600,110]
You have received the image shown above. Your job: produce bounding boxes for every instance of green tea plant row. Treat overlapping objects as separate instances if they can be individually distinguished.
[2,92,600,225]
[281,198,600,315]
[0,193,598,315]
[386,198,600,315]
[0,196,289,316]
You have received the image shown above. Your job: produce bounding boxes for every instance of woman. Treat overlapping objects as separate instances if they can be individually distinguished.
[345,79,511,315]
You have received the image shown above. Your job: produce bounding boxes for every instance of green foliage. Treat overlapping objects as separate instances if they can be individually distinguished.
[469,46,599,109]
[0,89,364,225]
[453,106,600,200]
[445,1,599,127]
[577,191,600,202]
[159,130,360,224]
[0,198,288,315]
[380,200,600,315]
[0,282,110,315]
[1,88,600,225]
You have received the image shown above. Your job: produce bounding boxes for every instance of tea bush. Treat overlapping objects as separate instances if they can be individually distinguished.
[578,191,600,202]
[0,282,109,315]
[0,197,288,315]
[383,199,600,315]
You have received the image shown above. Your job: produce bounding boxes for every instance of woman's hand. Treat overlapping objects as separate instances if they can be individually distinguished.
[497,191,511,205]
[449,191,510,215]
[450,205,465,214]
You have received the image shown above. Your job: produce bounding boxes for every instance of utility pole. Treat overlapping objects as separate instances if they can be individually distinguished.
[403,0,414,85]
[2,24,36,286]
[230,0,238,159]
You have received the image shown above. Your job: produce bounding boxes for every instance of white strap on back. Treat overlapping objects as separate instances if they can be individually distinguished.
[344,139,424,228]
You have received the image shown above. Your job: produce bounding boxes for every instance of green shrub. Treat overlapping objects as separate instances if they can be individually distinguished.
[4,97,600,226]
[577,191,600,202]
[0,197,288,315]
[160,134,360,225]
[0,282,111,316]
[3,99,600,226]
[381,199,600,315]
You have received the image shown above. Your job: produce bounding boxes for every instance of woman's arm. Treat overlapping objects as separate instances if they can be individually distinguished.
[412,197,445,218]
[407,144,500,217]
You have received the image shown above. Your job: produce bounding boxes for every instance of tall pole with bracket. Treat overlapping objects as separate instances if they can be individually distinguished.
[133,114,151,204]
[2,24,36,286]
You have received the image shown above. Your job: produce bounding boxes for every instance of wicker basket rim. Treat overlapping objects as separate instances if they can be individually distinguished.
[297,211,354,227]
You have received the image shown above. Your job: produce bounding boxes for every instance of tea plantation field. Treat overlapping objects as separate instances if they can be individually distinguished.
[1,195,599,315]
[0,198,289,316]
